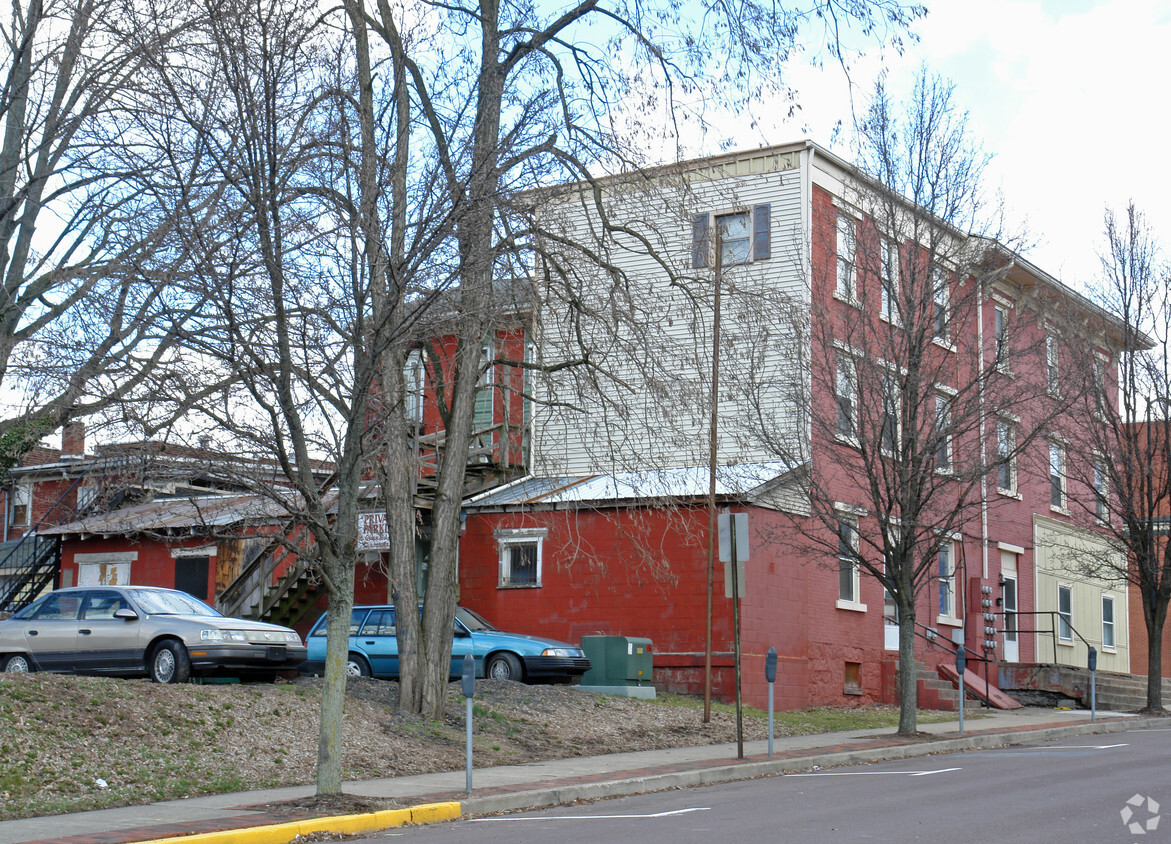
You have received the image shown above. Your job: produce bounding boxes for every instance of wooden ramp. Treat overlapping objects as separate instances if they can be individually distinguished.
[938,664,1023,709]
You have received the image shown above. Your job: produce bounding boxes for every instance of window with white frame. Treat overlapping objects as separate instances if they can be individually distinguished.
[691,205,771,268]
[497,529,546,588]
[836,516,862,608]
[1102,594,1116,649]
[1094,456,1109,523]
[1057,583,1073,642]
[880,238,899,320]
[836,355,857,441]
[880,370,900,455]
[935,394,952,472]
[1046,334,1060,397]
[932,267,949,341]
[937,540,958,621]
[1093,356,1108,417]
[716,211,751,265]
[994,302,1010,372]
[9,484,30,526]
[997,418,1017,494]
[474,343,494,433]
[404,351,425,424]
[836,213,857,302]
[1049,440,1066,511]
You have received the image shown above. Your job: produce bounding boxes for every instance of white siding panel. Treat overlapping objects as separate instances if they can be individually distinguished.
[532,159,809,476]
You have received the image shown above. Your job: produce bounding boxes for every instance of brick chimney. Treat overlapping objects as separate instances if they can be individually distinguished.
[62,421,85,458]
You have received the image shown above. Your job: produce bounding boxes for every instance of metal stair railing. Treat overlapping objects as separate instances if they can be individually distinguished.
[0,535,62,613]
[0,470,91,613]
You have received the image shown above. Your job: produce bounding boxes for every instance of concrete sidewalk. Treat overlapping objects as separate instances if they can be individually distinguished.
[0,706,1156,844]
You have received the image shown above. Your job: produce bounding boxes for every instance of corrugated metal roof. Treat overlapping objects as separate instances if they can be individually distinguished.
[464,463,794,507]
[39,494,290,536]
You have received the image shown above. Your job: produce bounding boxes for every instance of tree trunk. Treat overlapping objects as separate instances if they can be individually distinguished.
[1145,590,1167,712]
[896,599,918,736]
[316,558,356,794]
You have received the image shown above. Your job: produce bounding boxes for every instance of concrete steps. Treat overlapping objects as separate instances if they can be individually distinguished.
[999,663,1171,711]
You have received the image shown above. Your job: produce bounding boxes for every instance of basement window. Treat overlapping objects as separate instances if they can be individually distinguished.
[844,661,863,695]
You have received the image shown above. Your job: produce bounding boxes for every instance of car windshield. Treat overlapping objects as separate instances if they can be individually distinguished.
[455,607,497,632]
[126,589,221,617]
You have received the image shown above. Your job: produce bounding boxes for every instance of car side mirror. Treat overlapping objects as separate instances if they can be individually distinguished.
[113,608,139,621]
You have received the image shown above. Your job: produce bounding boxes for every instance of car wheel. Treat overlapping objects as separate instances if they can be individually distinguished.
[150,640,192,684]
[1,654,31,673]
[486,652,522,681]
[346,654,371,677]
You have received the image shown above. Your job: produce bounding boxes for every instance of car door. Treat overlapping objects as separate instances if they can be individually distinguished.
[22,591,84,671]
[76,590,141,673]
[356,609,397,677]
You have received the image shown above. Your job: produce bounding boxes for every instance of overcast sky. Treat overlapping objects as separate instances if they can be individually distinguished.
[688,0,1170,292]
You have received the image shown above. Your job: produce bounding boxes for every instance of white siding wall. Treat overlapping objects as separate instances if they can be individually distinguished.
[531,149,811,478]
[1033,515,1129,673]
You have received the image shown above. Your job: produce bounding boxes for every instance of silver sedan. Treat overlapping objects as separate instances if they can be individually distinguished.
[0,585,306,683]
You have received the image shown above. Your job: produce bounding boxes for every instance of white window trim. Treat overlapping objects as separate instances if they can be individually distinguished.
[1045,333,1061,398]
[879,237,901,325]
[996,416,1018,496]
[1101,593,1117,652]
[10,483,30,526]
[1057,582,1074,644]
[931,266,952,347]
[993,299,1013,375]
[936,535,962,625]
[695,205,771,268]
[834,353,859,447]
[934,392,953,474]
[835,212,860,307]
[834,508,867,612]
[495,528,547,589]
[1049,439,1068,514]
[1093,451,1110,525]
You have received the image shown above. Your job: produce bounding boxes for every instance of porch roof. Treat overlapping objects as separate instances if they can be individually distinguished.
[38,494,287,537]
[463,462,795,508]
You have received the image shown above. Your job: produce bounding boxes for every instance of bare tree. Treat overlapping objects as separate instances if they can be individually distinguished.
[0,0,204,470]
[355,0,926,725]
[747,71,1077,735]
[1063,203,1170,711]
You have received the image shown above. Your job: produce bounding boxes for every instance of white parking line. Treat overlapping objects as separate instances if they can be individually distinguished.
[472,808,712,821]
[789,768,961,777]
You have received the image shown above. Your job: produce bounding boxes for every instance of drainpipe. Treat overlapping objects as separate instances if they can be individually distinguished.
[977,263,989,580]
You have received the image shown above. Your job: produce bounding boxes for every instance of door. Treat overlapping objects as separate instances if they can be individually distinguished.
[1002,575,1019,662]
[21,591,84,671]
[356,609,397,677]
[75,590,141,673]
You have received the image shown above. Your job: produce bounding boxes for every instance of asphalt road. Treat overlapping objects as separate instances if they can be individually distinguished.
[358,724,1171,843]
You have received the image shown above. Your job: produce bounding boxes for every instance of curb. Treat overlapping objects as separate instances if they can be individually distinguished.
[134,801,461,844]
[130,716,1159,843]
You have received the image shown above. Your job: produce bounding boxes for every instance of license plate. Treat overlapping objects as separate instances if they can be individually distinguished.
[266,646,286,662]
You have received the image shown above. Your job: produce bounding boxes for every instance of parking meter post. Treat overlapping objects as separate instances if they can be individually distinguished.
[462,653,475,793]
[955,646,966,735]
[1088,647,1097,723]
[765,647,777,758]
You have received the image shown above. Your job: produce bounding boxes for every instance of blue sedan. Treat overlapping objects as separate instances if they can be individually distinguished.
[302,604,590,682]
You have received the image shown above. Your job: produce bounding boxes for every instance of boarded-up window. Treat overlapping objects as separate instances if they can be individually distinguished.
[175,556,210,601]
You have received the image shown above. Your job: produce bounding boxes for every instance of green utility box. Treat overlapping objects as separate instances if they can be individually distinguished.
[578,635,655,699]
